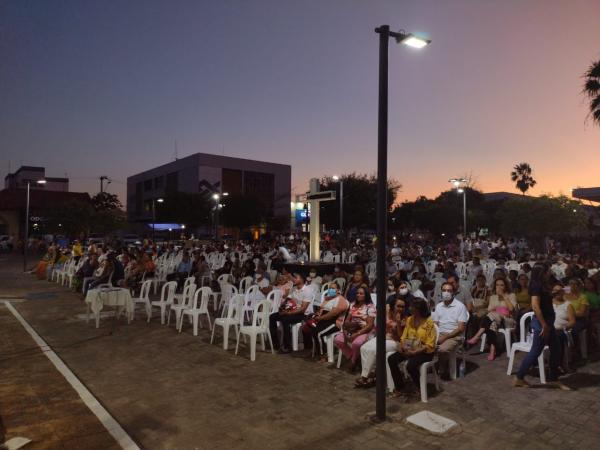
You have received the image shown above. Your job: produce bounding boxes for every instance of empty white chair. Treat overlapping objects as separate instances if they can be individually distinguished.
[235,299,274,361]
[150,281,177,325]
[168,282,196,327]
[218,282,238,312]
[151,265,168,295]
[132,280,153,322]
[507,311,548,383]
[178,286,213,335]
[211,294,245,350]
[239,276,253,294]
[172,276,196,304]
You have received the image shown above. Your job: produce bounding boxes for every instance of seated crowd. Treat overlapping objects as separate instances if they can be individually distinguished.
[31,234,600,398]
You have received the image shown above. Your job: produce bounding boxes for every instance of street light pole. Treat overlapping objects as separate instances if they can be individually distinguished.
[374,25,430,422]
[23,179,46,272]
[151,198,164,244]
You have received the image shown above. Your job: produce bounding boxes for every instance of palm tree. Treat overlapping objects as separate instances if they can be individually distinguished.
[510,163,537,195]
[583,60,600,127]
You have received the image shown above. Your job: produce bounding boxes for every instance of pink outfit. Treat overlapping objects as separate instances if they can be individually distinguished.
[334,332,370,364]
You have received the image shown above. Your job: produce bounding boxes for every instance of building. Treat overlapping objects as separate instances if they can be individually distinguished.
[126,153,292,231]
[572,187,600,203]
[4,166,69,192]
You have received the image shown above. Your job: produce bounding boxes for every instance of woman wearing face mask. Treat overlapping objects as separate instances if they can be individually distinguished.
[552,283,575,370]
[386,281,413,317]
[301,282,349,361]
[467,277,516,360]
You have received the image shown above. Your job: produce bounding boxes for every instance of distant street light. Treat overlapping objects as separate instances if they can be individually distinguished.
[213,192,228,239]
[24,179,46,272]
[449,178,468,237]
[374,25,430,421]
[332,175,344,232]
[152,198,164,243]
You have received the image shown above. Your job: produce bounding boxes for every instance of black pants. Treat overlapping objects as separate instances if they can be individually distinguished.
[480,316,498,348]
[387,352,434,389]
[269,312,304,350]
[167,272,187,290]
[302,319,338,355]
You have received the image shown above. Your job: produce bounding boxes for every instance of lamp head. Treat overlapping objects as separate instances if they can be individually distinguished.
[37,179,47,185]
[399,33,431,49]
[332,175,340,181]
[212,193,220,201]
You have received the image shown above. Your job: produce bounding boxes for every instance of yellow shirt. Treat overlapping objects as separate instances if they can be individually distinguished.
[566,293,589,314]
[515,290,531,309]
[72,244,83,257]
[400,316,436,353]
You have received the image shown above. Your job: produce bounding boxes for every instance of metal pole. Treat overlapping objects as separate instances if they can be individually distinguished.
[463,190,467,237]
[375,24,389,421]
[23,182,30,272]
[339,180,344,232]
[152,200,156,243]
[215,205,219,240]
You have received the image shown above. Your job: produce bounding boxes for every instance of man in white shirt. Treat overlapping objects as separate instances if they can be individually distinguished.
[446,275,472,306]
[432,282,469,377]
[269,273,313,353]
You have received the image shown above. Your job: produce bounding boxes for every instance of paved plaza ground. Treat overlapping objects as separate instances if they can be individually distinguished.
[1,254,600,450]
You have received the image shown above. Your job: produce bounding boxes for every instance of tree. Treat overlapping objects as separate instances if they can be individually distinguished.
[510,163,537,195]
[44,201,95,236]
[319,173,401,230]
[496,195,588,240]
[583,60,600,127]
[221,194,267,232]
[91,192,122,211]
[156,192,212,228]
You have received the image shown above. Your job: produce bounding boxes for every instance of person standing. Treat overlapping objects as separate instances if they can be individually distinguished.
[513,265,569,389]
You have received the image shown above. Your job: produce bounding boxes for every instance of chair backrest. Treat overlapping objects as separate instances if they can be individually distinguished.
[266,289,283,313]
[239,276,253,294]
[226,294,245,322]
[245,285,260,303]
[179,282,197,307]
[321,282,332,294]
[194,286,212,310]
[161,281,178,304]
[218,273,233,284]
[518,311,535,344]
[251,299,270,330]
[139,279,152,300]
[182,276,196,291]
[333,277,346,291]
[410,279,422,292]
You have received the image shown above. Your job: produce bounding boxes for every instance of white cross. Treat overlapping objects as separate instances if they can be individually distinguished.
[306,178,336,262]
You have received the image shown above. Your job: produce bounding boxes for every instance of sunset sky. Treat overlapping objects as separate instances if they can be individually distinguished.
[1,0,599,205]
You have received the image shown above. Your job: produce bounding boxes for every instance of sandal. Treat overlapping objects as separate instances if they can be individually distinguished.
[354,377,369,388]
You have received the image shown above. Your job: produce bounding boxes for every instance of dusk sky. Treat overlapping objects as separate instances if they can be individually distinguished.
[1,0,599,205]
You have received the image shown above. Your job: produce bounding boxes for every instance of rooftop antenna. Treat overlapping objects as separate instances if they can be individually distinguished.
[174,140,178,161]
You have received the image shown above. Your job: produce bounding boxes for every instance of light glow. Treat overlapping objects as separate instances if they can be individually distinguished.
[401,35,430,49]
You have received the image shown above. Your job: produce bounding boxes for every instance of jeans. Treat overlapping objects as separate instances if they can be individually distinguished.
[516,317,560,381]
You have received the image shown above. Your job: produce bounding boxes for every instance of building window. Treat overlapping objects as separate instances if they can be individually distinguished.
[144,179,153,192]
[166,172,178,193]
[244,170,274,215]
[135,182,143,215]
[154,176,164,189]
[222,168,243,195]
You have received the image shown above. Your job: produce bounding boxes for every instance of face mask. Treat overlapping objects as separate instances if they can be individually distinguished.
[399,288,409,296]
[310,272,317,278]
[326,288,337,297]
[441,291,453,301]
[388,285,395,291]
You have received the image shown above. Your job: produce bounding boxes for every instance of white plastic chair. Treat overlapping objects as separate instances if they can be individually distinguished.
[168,282,196,327]
[172,276,196,304]
[385,325,440,403]
[235,299,274,361]
[211,294,244,350]
[266,289,283,314]
[333,277,347,292]
[178,286,213,335]
[506,311,548,383]
[132,280,153,322]
[239,276,253,294]
[243,285,261,322]
[150,281,177,325]
[218,282,238,312]
[480,327,514,358]
[289,294,315,351]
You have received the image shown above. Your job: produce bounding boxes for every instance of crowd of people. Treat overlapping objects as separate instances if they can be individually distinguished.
[30,233,600,399]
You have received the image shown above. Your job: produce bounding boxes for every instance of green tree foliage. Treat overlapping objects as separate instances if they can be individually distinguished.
[220,194,267,231]
[583,60,600,126]
[156,192,212,228]
[319,173,401,230]
[91,192,122,211]
[44,201,95,236]
[496,195,588,238]
[510,163,537,195]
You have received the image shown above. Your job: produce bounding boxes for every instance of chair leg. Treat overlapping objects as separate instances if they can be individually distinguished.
[193,315,199,336]
[292,325,299,352]
[503,331,512,358]
[267,331,274,354]
[210,323,217,344]
[250,335,257,361]
[337,346,343,369]
[223,326,229,350]
[507,347,516,375]
[235,331,240,355]
[327,337,335,364]
[538,351,546,384]
[206,313,212,331]
[449,351,457,380]
[160,305,166,325]
[480,334,487,353]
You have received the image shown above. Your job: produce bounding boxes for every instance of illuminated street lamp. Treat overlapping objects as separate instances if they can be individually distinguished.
[449,178,468,236]
[213,192,228,239]
[24,179,46,272]
[151,198,164,243]
[373,25,430,421]
[332,175,344,232]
